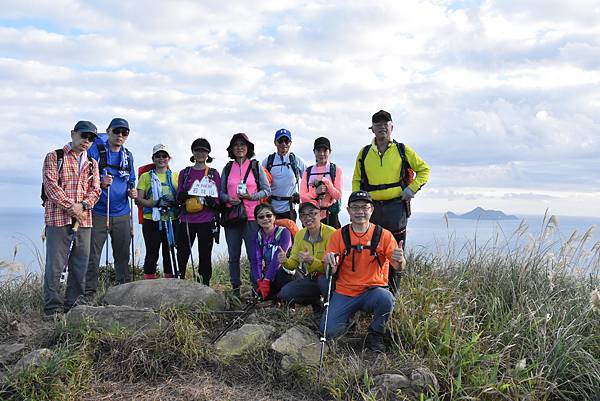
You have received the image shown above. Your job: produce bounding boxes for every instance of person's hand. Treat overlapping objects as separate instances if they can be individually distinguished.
[391,240,405,262]
[277,246,287,264]
[239,192,252,200]
[205,196,218,209]
[128,188,138,199]
[401,188,414,201]
[256,279,271,300]
[324,252,339,275]
[316,183,327,196]
[67,202,84,217]
[101,174,113,189]
[158,195,175,208]
[299,249,314,265]
[229,198,241,205]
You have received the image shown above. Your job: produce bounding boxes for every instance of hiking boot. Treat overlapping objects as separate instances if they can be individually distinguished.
[365,331,386,353]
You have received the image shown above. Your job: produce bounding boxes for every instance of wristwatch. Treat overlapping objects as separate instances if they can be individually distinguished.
[81,201,89,211]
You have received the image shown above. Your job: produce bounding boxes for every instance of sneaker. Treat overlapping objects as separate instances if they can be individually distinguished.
[365,331,386,353]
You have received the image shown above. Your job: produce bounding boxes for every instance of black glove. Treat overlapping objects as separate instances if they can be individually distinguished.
[292,192,300,204]
[158,195,175,208]
[205,196,219,210]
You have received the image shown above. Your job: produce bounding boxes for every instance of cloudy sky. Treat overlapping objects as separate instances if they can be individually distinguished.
[2,0,599,217]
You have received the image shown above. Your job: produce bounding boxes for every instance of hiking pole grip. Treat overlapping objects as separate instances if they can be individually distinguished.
[59,221,81,284]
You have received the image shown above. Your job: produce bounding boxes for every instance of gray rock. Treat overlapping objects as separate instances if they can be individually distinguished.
[373,368,439,400]
[102,278,226,311]
[271,325,324,369]
[0,343,25,365]
[66,305,164,332]
[215,324,275,357]
[12,348,53,372]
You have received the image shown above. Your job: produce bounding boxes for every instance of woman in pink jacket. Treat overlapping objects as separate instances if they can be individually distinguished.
[220,133,271,297]
[299,137,343,229]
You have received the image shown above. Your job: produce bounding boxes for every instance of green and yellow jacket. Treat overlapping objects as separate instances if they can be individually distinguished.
[283,223,336,275]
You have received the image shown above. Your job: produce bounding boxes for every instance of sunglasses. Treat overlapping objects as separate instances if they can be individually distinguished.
[112,128,130,136]
[276,138,291,144]
[192,147,209,152]
[78,132,97,142]
[154,152,169,159]
[256,213,274,220]
[299,211,320,219]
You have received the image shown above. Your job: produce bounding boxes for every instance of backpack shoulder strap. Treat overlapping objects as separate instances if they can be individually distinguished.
[182,166,192,188]
[393,140,411,188]
[289,152,300,182]
[96,142,107,171]
[370,225,383,256]
[305,165,313,190]
[55,148,65,172]
[208,167,216,180]
[266,153,276,171]
[359,145,371,191]
[341,224,352,256]
[249,159,260,188]
[329,162,337,184]
[222,161,233,193]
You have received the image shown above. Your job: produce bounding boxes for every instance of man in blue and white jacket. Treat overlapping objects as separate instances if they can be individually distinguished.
[85,117,137,296]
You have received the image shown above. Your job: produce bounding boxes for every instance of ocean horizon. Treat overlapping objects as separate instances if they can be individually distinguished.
[2,207,599,280]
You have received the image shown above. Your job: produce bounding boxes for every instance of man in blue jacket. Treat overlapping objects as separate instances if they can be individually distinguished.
[85,118,137,296]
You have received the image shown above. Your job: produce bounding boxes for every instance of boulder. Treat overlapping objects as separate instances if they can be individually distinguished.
[0,343,25,365]
[66,305,164,332]
[373,368,439,400]
[271,325,323,369]
[215,324,275,357]
[12,348,53,372]
[102,278,226,311]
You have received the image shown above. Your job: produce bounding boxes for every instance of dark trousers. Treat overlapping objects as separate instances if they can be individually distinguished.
[142,219,179,277]
[177,221,214,285]
[370,198,408,295]
[321,212,340,229]
[275,209,297,222]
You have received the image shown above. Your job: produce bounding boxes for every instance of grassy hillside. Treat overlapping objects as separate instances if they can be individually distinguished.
[1,216,599,400]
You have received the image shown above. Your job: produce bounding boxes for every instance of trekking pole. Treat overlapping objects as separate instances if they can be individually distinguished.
[210,295,259,344]
[105,173,112,289]
[318,259,336,385]
[165,209,180,279]
[129,182,135,281]
[59,220,80,284]
[185,221,198,282]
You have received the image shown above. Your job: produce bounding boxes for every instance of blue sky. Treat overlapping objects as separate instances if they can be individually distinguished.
[1,0,599,216]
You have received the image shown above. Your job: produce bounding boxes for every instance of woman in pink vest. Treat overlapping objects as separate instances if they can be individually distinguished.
[220,133,271,298]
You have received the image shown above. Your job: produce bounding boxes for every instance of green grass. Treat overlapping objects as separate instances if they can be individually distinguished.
[2,215,599,400]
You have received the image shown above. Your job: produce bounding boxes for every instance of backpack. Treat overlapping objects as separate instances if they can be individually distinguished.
[41,149,94,207]
[96,142,132,173]
[266,152,301,184]
[222,160,271,203]
[339,224,384,272]
[358,141,415,193]
[305,163,340,214]
[137,163,154,223]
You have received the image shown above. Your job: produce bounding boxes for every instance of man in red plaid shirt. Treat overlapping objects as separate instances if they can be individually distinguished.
[42,121,101,316]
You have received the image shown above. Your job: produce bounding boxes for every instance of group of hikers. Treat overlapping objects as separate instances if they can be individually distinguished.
[41,109,430,352]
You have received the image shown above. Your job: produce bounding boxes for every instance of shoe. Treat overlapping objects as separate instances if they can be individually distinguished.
[311,301,324,314]
[365,331,386,353]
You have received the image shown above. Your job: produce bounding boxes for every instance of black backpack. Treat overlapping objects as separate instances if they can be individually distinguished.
[358,140,414,192]
[221,159,264,195]
[339,224,383,272]
[305,163,340,213]
[266,152,301,184]
[41,149,94,206]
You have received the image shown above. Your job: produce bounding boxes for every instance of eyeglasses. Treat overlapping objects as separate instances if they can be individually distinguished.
[78,132,97,142]
[256,213,274,220]
[154,152,169,159]
[276,138,291,144]
[348,205,372,212]
[299,211,320,219]
[372,122,391,129]
[112,128,130,136]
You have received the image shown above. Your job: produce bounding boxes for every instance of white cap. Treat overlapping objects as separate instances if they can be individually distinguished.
[152,144,170,157]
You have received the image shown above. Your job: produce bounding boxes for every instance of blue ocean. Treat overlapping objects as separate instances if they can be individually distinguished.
[1,208,599,280]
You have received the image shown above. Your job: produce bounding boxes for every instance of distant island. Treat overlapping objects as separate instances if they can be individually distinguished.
[446,207,519,220]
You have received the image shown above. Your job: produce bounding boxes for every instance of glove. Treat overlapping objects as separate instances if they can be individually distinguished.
[256,279,271,300]
[401,187,415,201]
[158,195,175,208]
[204,196,219,210]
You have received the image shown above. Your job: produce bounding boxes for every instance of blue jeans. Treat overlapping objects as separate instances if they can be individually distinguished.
[224,220,258,288]
[320,287,395,338]
[279,274,330,306]
[43,225,91,314]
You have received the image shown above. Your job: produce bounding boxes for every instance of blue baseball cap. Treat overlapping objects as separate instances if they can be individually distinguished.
[73,121,97,134]
[107,118,129,130]
[275,128,292,141]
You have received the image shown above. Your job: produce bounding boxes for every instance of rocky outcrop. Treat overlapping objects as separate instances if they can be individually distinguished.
[12,348,54,372]
[214,324,275,357]
[271,325,323,369]
[102,279,226,311]
[373,368,439,400]
[66,305,164,332]
[0,343,25,365]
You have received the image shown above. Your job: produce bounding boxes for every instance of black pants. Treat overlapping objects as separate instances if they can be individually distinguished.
[321,212,340,229]
[370,198,408,295]
[177,221,214,285]
[275,209,297,222]
[142,219,179,277]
